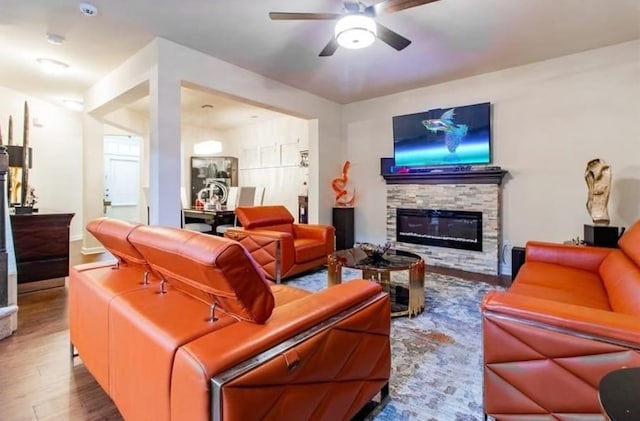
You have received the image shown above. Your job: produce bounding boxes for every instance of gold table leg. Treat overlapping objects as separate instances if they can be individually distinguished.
[327,254,343,287]
[408,259,425,317]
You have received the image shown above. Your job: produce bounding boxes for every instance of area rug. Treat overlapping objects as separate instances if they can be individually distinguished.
[285,268,504,421]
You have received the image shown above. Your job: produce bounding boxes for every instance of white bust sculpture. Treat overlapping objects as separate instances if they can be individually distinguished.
[584,158,611,226]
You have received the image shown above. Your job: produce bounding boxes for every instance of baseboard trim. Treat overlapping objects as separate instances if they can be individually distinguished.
[81,246,106,255]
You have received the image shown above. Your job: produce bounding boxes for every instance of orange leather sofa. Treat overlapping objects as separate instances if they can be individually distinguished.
[70,217,390,421]
[482,220,640,420]
[224,205,335,283]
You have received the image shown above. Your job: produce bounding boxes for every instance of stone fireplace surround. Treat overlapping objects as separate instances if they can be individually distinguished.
[384,168,506,275]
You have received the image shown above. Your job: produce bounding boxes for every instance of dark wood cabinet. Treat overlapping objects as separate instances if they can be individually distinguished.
[190,156,238,207]
[332,207,354,251]
[10,212,74,284]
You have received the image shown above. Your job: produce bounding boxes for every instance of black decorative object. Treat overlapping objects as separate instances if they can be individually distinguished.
[511,246,525,281]
[6,145,32,168]
[356,242,391,265]
[13,206,37,215]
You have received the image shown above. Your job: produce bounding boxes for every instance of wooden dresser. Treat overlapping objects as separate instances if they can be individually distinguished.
[10,212,74,291]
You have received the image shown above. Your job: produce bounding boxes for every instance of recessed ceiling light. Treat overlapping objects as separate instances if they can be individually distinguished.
[36,58,69,75]
[46,33,65,45]
[79,2,98,17]
[62,99,84,112]
[250,115,259,119]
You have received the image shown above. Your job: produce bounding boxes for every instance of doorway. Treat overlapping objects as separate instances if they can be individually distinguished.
[104,135,142,222]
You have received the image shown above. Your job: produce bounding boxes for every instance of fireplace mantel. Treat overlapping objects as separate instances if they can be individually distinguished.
[382,167,508,185]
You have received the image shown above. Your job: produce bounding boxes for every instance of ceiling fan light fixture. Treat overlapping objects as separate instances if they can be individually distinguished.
[335,14,377,49]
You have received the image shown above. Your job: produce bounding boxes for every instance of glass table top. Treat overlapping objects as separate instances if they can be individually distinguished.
[330,248,422,271]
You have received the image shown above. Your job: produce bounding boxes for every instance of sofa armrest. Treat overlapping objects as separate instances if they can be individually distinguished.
[525,241,612,273]
[293,224,334,240]
[293,224,336,254]
[225,228,295,282]
[482,290,640,346]
[171,280,390,421]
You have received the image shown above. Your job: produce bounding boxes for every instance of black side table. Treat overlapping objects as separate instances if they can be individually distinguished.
[598,367,640,420]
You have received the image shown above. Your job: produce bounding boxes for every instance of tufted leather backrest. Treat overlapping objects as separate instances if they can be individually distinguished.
[235,205,294,231]
[86,217,148,269]
[128,225,275,324]
[619,220,640,267]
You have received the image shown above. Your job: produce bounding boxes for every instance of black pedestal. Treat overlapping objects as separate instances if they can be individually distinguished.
[511,246,526,281]
[584,224,622,248]
[332,207,354,251]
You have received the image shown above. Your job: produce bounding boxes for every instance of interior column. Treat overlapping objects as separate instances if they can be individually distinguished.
[148,70,181,227]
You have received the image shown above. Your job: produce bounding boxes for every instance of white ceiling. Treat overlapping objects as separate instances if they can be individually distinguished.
[1,0,639,127]
[128,87,294,131]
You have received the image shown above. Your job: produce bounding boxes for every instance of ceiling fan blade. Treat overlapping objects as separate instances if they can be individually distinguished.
[366,0,440,16]
[319,38,339,57]
[269,12,342,20]
[376,23,411,51]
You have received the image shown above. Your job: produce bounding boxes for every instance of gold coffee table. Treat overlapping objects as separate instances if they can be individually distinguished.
[328,248,425,317]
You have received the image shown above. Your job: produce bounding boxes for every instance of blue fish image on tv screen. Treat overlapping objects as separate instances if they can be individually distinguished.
[393,102,491,168]
[421,108,468,153]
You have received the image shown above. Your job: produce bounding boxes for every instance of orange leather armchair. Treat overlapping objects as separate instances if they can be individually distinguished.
[70,217,389,421]
[482,221,640,419]
[224,205,335,283]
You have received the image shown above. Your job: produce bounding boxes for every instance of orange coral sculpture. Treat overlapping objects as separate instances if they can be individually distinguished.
[331,161,356,207]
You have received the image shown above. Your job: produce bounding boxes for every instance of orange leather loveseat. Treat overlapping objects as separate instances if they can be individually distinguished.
[224,205,335,283]
[482,220,640,420]
[70,217,390,421]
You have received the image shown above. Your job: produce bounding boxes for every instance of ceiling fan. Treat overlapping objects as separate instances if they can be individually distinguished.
[269,0,441,57]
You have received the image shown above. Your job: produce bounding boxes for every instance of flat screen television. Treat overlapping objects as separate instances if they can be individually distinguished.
[392,102,491,169]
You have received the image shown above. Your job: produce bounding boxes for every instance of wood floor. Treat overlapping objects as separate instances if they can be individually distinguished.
[0,242,122,421]
[0,241,509,421]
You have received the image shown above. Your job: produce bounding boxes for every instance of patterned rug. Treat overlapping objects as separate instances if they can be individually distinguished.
[285,268,503,421]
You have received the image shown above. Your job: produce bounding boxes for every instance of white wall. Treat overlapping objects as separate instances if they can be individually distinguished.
[343,41,640,256]
[221,116,309,218]
[0,86,83,240]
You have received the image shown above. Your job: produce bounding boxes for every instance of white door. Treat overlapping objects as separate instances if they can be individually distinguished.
[104,136,141,222]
